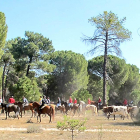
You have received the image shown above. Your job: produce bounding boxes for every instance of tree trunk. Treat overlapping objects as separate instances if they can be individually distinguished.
[26,57,32,76]
[103,31,108,105]
[2,63,6,102]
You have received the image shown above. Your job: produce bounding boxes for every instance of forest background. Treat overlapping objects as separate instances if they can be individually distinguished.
[0,1,140,105]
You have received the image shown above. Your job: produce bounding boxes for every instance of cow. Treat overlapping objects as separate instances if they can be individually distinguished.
[127,106,140,119]
[103,106,129,120]
[86,104,98,115]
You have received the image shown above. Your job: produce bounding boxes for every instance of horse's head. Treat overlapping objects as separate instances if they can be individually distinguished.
[32,102,39,109]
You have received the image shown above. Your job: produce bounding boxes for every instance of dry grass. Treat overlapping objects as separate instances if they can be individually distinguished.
[0,110,140,140]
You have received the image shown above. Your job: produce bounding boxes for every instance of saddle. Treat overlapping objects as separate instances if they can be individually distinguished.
[23,103,29,107]
[41,105,50,109]
[8,104,14,107]
[44,104,50,106]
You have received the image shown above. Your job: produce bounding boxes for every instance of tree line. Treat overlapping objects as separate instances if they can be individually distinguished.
[0,11,139,105]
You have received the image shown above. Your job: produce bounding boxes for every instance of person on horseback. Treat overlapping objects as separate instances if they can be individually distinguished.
[39,96,42,105]
[6,96,15,108]
[68,96,73,107]
[23,96,28,106]
[56,97,61,107]
[98,97,102,109]
[39,95,46,110]
[123,99,128,106]
[47,97,50,105]
[88,98,91,104]
[74,98,77,104]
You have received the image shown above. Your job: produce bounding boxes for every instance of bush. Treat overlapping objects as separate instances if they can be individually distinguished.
[27,125,42,133]
[57,115,87,140]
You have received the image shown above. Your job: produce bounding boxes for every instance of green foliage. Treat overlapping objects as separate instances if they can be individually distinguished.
[14,76,40,101]
[0,12,8,59]
[57,115,86,140]
[47,50,89,99]
[130,90,140,105]
[118,64,140,100]
[72,89,92,103]
[7,31,55,77]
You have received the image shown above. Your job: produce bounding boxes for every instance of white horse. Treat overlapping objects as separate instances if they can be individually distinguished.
[86,104,98,115]
[79,101,87,114]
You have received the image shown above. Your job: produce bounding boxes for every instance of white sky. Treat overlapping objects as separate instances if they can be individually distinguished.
[0,0,140,69]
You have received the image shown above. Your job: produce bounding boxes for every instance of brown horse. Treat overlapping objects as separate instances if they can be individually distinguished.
[55,105,66,114]
[32,102,54,123]
[14,101,34,117]
[23,102,34,117]
[91,100,107,112]
[1,103,20,119]
[71,104,80,116]
[90,101,98,109]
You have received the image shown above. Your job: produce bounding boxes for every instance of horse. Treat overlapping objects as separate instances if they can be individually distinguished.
[55,104,65,114]
[14,101,24,117]
[86,104,98,115]
[90,101,98,108]
[22,102,34,117]
[32,102,54,123]
[71,104,80,116]
[1,103,20,119]
[61,100,72,115]
[79,101,87,115]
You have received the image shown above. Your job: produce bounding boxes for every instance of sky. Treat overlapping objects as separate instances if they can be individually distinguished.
[0,0,140,69]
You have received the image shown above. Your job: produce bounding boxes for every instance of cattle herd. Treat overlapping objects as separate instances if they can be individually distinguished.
[0,101,140,123]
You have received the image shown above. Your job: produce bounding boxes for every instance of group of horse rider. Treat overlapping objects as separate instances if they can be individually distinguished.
[0,95,29,112]
[39,95,51,110]
[56,96,78,108]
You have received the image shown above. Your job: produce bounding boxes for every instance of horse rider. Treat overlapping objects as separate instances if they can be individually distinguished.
[123,99,128,106]
[39,95,46,110]
[68,96,73,107]
[6,95,15,108]
[39,96,42,105]
[98,97,102,109]
[74,98,77,104]
[47,97,50,105]
[23,96,28,106]
[88,98,91,104]
[56,97,61,107]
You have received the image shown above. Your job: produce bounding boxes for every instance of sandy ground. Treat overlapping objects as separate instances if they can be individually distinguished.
[0,110,140,140]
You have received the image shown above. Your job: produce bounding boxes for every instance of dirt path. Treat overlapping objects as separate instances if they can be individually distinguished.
[0,127,140,133]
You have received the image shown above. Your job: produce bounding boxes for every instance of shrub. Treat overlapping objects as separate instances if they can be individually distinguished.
[27,125,42,133]
[57,115,87,140]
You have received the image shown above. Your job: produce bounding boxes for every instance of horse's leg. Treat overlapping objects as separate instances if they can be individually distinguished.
[49,114,51,123]
[8,112,10,118]
[40,114,41,122]
[31,110,33,118]
[37,114,39,122]
[6,112,7,119]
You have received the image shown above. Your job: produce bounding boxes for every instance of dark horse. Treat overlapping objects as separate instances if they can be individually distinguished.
[90,100,107,112]
[1,103,20,119]
[61,100,72,115]
[32,102,54,123]
[61,101,80,115]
